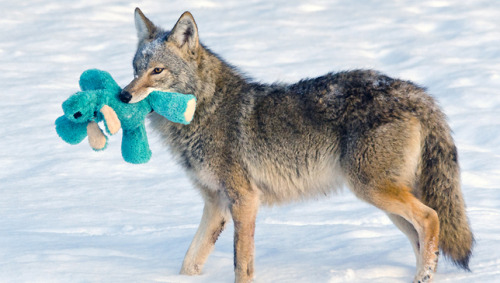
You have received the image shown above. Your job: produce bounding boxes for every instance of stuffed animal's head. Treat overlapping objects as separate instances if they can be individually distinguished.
[62,90,100,123]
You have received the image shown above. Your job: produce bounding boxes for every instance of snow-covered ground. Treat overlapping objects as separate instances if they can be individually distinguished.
[1,0,499,282]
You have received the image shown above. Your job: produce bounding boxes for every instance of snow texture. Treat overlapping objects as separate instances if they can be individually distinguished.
[1,0,499,282]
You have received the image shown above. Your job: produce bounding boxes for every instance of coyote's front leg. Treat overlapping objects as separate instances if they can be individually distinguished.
[229,184,259,283]
[180,189,229,275]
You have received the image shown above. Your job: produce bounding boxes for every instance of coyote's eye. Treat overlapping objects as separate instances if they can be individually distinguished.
[152,68,164,75]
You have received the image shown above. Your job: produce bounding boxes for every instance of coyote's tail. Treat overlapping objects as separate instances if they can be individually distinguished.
[419,112,474,270]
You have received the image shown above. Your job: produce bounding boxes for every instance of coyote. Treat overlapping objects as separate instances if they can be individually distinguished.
[119,8,474,283]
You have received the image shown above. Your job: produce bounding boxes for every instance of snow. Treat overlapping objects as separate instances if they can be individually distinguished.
[1,0,499,282]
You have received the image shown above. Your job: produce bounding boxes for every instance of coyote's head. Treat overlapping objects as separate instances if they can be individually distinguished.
[120,8,201,104]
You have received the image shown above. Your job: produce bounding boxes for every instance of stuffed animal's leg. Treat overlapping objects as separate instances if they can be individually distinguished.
[87,121,108,150]
[149,92,197,125]
[79,69,121,93]
[121,125,151,164]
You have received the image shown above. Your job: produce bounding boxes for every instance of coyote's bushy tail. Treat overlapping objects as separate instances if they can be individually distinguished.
[419,111,474,270]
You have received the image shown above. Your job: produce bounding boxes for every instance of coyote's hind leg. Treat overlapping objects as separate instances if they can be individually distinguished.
[364,183,440,283]
[387,213,422,271]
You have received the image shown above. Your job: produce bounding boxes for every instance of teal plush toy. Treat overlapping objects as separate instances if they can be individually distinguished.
[55,69,196,164]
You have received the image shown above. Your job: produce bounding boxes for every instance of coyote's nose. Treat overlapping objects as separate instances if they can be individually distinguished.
[119,91,132,103]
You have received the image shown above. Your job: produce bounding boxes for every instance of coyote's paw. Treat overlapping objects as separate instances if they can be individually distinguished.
[413,268,434,283]
[180,263,202,276]
[414,249,439,283]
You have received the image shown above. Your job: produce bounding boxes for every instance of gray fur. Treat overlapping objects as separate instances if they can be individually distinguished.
[126,9,474,283]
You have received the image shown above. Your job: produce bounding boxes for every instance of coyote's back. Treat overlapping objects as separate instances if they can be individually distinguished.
[122,8,474,283]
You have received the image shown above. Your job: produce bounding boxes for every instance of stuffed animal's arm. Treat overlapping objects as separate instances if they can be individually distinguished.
[149,91,197,124]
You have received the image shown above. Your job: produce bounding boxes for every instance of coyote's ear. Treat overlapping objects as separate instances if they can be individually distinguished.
[135,8,157,43]
[168,12,199,51]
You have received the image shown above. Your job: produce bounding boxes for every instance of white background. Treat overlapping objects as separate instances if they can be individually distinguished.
[1,0,499,282]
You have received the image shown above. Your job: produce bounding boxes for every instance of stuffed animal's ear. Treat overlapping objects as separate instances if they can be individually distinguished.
[135,8,158,44]
[168,12,199,51]
[55,115,88,144]
[100,105,121,135]
[87,121,108,151]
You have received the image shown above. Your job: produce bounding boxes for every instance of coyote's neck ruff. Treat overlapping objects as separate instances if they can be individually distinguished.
[122,8,474,283]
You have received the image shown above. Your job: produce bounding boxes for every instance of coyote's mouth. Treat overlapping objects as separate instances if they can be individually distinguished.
[120,88,156,103]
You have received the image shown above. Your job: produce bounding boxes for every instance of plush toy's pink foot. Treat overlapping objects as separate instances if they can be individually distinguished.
[184,98,196,123]
[87,121,107,150]
[100,105,121,134]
